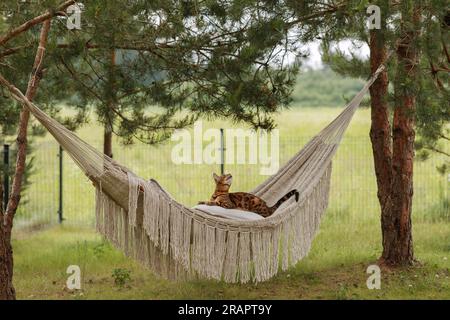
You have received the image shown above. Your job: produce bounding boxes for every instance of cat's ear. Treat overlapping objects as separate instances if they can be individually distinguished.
[225,175,232,185]
[213,173,220,183]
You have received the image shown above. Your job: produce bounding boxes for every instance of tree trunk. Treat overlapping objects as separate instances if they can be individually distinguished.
[103,49,116,158]
[380,4,421,266]
[369,1,421,266]
[1,20,51,300]
[103,125,113,158]
[0,182,14,300]
[369,29,395,265]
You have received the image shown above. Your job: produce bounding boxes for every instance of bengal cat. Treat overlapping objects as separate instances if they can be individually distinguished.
[198,173,299,218]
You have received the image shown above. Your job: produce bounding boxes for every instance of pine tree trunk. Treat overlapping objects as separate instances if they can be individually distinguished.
[5,20,51,221]
[0,230,11,299]
[1,20,51,300]
[369,30,394,263]
[103,49,115,158]
[0,183,15,300]
[0,238,15,300]
[103,125,113,158]
[380,4,421,266]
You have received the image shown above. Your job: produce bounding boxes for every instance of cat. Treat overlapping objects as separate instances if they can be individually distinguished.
[198,173,299,217]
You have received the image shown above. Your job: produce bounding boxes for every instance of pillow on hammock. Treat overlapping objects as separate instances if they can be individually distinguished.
[193,204,264,221]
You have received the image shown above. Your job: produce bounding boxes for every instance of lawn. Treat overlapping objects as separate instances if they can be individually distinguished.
[10,106,450,299]
[12,223,449,299]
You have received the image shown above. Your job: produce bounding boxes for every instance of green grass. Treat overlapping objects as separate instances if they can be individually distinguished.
[10,106,450,299]
[12,222,450,300]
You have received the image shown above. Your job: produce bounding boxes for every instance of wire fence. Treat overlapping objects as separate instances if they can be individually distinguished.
[6,135,450,230]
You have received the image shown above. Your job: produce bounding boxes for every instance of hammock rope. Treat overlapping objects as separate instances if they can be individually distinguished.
[0,63,386,283]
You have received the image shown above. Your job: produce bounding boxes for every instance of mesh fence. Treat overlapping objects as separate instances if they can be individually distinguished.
[10,135,450,230]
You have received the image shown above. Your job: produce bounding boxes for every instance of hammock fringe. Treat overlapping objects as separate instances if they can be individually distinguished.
[94,164,332,283]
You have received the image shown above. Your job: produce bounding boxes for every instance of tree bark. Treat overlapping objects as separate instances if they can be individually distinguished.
[369,1,422,266]
[369,29,395,265]
[380,4,421,266]
[103,49,116,158]
[103,125,113,158]
[0,181,14,300]
[1,19,51,300]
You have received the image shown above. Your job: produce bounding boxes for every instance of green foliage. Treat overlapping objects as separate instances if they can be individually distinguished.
[92,241,109,259]
[0,1,89,201]
[112,268,131,288]
[414,1,450,173]
[0,0,89,131]
[0,0,303,149]
[43,0,301,145]
[319,0,449,170]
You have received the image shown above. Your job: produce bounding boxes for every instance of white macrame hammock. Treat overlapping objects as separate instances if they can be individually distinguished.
[1,65,385,283]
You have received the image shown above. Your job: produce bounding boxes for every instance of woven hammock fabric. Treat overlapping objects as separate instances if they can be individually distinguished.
[0,65,385,283]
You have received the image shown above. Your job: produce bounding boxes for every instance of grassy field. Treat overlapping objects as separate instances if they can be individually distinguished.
[12,223,450,299]
[11,107,450,299]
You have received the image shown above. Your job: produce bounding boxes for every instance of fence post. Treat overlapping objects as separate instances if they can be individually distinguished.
[220,128,225,175]
[2,144,9,211]
[58,145,64,223]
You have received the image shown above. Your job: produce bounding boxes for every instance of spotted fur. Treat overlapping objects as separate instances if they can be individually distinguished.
[198,173,299,218]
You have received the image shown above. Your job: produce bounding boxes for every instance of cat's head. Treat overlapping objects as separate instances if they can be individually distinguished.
[213,173,232,190]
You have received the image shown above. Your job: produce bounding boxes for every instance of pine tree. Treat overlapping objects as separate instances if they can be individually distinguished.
[0,1,78,299]
[320,0,449,265]
[50,0,301,156]
[230,0,447,265]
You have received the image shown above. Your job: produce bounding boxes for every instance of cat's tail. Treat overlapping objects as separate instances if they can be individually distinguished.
[270,189,299,212]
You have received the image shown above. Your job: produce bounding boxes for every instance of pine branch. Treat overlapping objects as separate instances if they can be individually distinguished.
[58,56,107,104]
[429,61,444,89]
[0,44,32,59]
[442,38,450,64]
[285,2,347,29]
[0,0,75,47]
[424,145,450,158]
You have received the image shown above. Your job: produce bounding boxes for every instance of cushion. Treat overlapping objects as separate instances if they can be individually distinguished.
[193,204,264,221]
